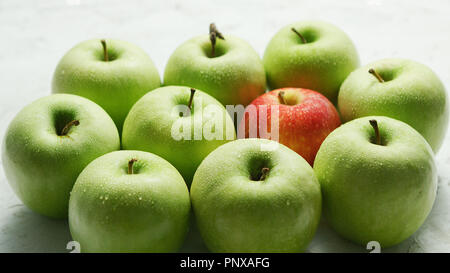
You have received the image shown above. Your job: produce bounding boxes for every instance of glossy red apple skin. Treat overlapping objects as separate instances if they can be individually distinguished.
[239,88,341,165]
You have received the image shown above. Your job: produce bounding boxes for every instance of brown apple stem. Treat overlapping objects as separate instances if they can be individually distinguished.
[368,68,384,83]
[291,28,307,44]
[278,91,287,105]
[259,167,270,181]
[210,23,225,39]
[60,120,80,136]
[188,88,196,110]
[209,23,225,57]
[369,119,381,145]
[128,158,137,174]
[101,39,109,62]
[210,31,217,57]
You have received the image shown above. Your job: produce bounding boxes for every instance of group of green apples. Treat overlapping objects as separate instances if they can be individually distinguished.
[2,20,448,252]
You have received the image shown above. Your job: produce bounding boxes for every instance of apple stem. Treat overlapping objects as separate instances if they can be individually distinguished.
[60,120,80,136]
[188,88,196,110]
[259,167,270,181]
[278,91,287,105]
[101,39,109,62]
[291,28,307,44]
[128,158,138,174]
[210,32,217,57]
[368,68,384,83]
[369,119,381,145]
[209,23,225,57]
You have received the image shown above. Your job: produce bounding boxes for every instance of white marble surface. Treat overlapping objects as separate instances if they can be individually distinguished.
[0,0,449,252]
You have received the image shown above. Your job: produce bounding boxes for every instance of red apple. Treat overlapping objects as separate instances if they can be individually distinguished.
[238,87,341,165]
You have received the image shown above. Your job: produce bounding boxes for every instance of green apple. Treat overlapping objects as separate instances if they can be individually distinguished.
[69,150,190,252]
[164,24,266,107]
[190,138,322,252]
[263,20,359,103]
[52,39,161,132]
[2,94,120,218]
[314,116,437,248]
[338,58,449,152]
[122,86,236,186]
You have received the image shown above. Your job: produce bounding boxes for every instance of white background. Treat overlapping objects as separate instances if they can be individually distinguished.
[1,0,450,252]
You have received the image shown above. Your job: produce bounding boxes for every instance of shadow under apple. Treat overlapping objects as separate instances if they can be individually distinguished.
[0,204,71,253]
